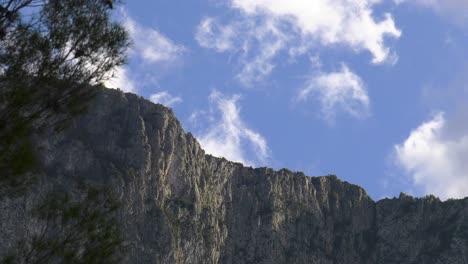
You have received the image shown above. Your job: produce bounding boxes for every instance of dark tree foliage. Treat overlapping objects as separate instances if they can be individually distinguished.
[0,0,129,86]
[0,0,129,194]
[0,1,34,39]
[2,185,125,264]
[0,2,129,261]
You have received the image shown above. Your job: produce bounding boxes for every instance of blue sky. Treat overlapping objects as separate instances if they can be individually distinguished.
[106,0,468,200]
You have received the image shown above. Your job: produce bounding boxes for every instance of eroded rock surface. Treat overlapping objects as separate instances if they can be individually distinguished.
[1,87,466,263]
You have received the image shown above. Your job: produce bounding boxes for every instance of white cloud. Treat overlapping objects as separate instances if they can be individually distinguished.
[122,10,185,64]
[231,0,401,64]
[394,113,468,200]
[196,18,289,85]
[196,0,401,85]
[149,91,182,107]
[193,91,270,166]
[396,0,468,26]
[196,18,238,52]
[104,67,136,92]
[236,20,288,85]
[297,64,370,120]
[104,10,186,93]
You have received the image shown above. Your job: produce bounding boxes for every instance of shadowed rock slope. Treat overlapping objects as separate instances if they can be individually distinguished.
[1,87,467,263]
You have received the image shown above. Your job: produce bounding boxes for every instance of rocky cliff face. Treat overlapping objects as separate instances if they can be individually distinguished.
[1,87,467,263]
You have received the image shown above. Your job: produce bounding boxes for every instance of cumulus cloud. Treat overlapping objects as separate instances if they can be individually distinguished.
[122,12,185,64]
[394,113,468,200]
[231,0,401,63]
[297,64,370,121]
[192,91,270,166]
[395,0,468,26]
[196,0,400,85]
[149,91,182,107]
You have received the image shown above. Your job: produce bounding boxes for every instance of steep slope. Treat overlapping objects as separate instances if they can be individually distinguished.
[0,87,466,263]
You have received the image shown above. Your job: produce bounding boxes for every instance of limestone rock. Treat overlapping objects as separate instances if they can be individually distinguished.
[1,87,466,263]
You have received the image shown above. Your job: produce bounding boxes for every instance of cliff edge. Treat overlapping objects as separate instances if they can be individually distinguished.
[1,87,466,263]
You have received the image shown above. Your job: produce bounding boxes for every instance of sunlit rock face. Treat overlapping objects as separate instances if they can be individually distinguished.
[1,87,466,263]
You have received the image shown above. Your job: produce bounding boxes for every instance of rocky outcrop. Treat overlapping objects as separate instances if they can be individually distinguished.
[0,87,466,263]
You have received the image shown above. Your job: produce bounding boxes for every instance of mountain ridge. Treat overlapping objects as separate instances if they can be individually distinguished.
[1,86,466,263]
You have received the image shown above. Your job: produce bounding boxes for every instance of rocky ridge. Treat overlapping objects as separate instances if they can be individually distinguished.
[0,87,466,263]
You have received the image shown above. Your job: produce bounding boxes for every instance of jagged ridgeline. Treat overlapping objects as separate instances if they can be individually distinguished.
[1,85,466,263]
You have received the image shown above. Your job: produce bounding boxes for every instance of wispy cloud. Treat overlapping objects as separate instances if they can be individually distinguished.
[105,9,186,92]
[192,91,270,166]
[149,91,182,107]
[297,64,370,121]
[122,10,185,64]
[393,113,468,200]
[196,18,288,86]
[196,17,238,52]
[196,0,401,86]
